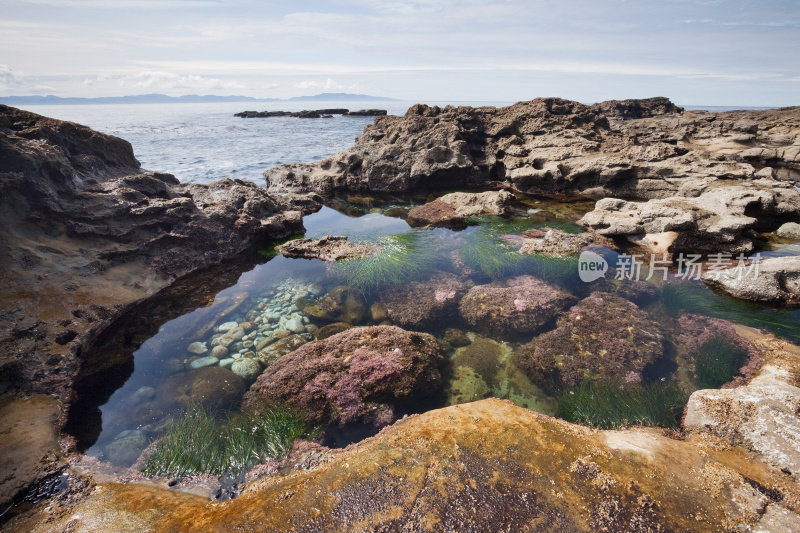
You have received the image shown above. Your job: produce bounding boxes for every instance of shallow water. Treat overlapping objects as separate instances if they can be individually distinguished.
[73,197,800,468]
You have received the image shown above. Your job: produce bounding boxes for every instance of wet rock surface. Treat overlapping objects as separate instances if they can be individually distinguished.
[277,235,377,262]
[14,398,800,532]
[515,292,665,389]
[297,285,367,324]
[702,255,800,304]
[406,189,515,228]
[244,325,445,427]
[458,275,576,339]
[517,227,616,255]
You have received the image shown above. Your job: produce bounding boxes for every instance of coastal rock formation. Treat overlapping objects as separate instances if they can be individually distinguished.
[458,275,576,339]
[515,292,665,389]
[0,105,320,506]
[378,272,470,328]
[578,181,800,254]
[244,326,445,427]
[406,189,515,227]
[702,255,800,304]
[13,398,800,532]
[235,108,386,119]
[277,235,377,262]
[265,97,800,252]
[685,328,800,477]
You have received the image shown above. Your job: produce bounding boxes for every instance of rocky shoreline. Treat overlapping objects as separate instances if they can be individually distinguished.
[2,98,800,531]
[235,108,387,119]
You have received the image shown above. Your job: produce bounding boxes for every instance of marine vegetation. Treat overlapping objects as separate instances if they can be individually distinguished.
[141,402,317,477]
[556,380,689,430]
[693,335,749,389]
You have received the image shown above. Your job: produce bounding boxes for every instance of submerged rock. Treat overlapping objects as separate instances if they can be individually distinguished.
[244,326,445,427]
[515,292,664,389]
[378,272,470,328]
[159,366,246,411]
[702,255,800,305]
[297,285,367,324]
[277,235,378,262]
[103,430,147,466]
[451,337,503,388]
[458,275,576,339]
[256,334,307,367]
[231,358,262,381]
[189,355,219,369]
[186,341,208,355]
[314,322,352,340]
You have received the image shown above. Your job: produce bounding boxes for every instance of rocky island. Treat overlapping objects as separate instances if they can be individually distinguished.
[2,98,800,532]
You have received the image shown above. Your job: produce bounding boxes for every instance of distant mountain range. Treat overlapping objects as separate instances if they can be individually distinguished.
[0,92,399,105]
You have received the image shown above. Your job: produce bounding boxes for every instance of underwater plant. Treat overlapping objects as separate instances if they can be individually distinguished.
[693,335,748,389]
[556,380,689,430]
[333,232,441,293]
[457,227,532,279]
[141,403,317,477]
[464,215,584,235]
[661,282,800,343]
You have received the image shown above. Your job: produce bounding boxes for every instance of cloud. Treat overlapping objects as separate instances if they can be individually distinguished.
[293,78,361,92]
[0,65,25,90]
[12,0,223,8]
[122,71,246,91]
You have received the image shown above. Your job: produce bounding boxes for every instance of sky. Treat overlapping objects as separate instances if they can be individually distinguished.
[1,0,799,106]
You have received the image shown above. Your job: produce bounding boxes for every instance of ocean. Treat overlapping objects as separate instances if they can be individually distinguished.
[15,100,512,185]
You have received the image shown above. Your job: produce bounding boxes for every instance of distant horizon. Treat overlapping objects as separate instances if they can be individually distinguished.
[0,92,789,110]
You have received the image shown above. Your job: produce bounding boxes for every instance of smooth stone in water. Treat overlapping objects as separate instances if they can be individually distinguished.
[217,321,238,332]
[776,222,800,239]
[231,358,262,381]
[211,345,228,358]
[243,340,254,349]
[219,358,235,369]
[130,386,156,405]
[285,318,305,333]
[190,356,220,369]
[103,430,147,466]
[187,341,208,355]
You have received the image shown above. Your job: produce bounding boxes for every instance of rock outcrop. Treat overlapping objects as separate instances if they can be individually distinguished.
[458,275,576,339]
[277,235,377,262]
[515,292,665,389]
[12,398,800,532]
[264,97,800,253]
[0,105,320,506]
[244,326,445,427]
[702,255,800,304]
[517,227,616,255]
[406,189,515,228]
[378,272,470,328]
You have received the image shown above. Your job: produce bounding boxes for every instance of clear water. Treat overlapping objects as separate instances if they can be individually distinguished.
[76,198,800,468]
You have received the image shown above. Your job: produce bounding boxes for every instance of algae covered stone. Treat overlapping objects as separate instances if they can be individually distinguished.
[297,285,366,324]
[244,325,445,427]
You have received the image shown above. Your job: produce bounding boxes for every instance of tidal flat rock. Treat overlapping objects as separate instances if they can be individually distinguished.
[244,326,445,427]
[515,292,664,389]
[277,235,378,262]
[702,255,800,305]
[378,272,470,328]
[458,275,576,339]
[406,190,515,228]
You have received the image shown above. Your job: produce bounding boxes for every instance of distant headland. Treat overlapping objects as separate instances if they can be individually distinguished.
[0,92,399,106]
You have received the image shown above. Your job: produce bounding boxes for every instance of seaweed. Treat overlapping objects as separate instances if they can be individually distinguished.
[333,232,441,293]
[457,227,532,278]
[465,215,584,235]
[693,335,748,389]
[556,380,689,430]
[141,403,317,478]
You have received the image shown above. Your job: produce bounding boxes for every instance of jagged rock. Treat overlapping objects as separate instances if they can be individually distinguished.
[515,292,664,389]
[406,190,515,227]
[378,272,470,328]
[244,326,445,427]
[589,97,684,119]
[458,275,576,339]
[578,181,800,254]
[0,104,320,406]
[517,227,616,255]
[277,235,377,262]
[702,255,800,304]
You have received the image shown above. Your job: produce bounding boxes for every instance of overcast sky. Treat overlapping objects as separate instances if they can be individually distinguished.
[1,0,798,105]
